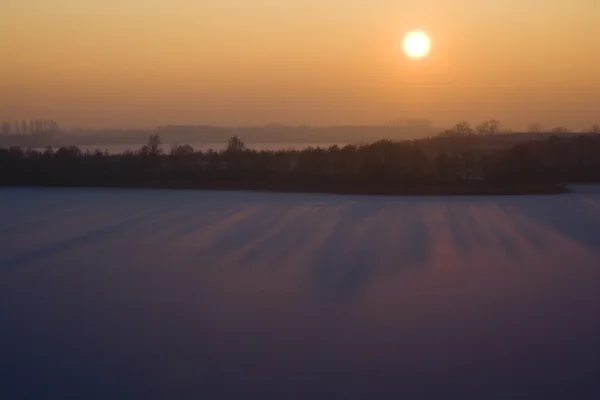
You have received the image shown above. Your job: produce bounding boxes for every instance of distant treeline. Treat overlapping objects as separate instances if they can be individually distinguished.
[2,119,599,151]
[0,122,440,148]
[2,129,600,195]
[1,119,60,135]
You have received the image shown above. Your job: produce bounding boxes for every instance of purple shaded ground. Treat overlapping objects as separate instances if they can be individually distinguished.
[1,187,599,399]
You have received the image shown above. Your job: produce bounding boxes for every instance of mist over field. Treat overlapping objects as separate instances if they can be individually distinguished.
[1,187,599,399]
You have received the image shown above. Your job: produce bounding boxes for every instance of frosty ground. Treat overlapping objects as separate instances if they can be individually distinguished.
[1,187,599,399]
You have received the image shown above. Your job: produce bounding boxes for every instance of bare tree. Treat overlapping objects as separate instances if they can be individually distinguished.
[475,122,487,135]
[476,119,501,135]
[452,121,474,136]
[527,123,543,133]
[226,136,246,153]
[148,134,162,156]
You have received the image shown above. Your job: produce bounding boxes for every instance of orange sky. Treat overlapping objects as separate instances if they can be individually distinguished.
[1,0,599,129]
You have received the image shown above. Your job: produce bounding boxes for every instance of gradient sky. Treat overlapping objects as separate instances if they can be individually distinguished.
[1,0,599,129]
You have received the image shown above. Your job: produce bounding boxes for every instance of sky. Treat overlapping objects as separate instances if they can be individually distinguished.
[1,0,599,129]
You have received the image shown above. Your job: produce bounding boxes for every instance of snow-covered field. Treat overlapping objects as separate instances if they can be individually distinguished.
[1,187,600,399]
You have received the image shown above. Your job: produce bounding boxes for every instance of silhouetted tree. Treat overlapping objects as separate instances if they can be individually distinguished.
[226,136,246,153]
[453,121,474,136]
[528,123,543,133]
[170,143,194,157]
[145,134,162,156]
[438,122,473,138]
[476,120,500,135]
[56,145,82,158]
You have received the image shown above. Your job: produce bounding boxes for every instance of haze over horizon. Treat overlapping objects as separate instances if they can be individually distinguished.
[2,0,599,130]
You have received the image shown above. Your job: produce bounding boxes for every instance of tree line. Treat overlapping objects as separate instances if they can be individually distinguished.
[1,119,60,135]
[2,128,600,195]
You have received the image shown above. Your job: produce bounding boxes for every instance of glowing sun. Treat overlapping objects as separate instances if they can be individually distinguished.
[403,31,431,59]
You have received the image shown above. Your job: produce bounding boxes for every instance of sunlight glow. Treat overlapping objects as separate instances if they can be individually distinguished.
[403,31,431,59]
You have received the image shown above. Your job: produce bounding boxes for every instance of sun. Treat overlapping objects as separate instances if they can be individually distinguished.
[403,31,431,59]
